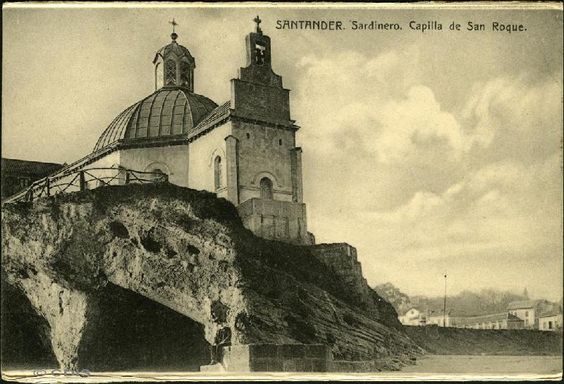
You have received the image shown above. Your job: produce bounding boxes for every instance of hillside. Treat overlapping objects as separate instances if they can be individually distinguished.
[374,283,535,316]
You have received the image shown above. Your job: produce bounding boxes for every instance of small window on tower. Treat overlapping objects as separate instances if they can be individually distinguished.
[246,133,251,139]
[255,42,266,65]
[165,60,176,85]
[180,61,191,88]
[278,139,282,146]
[260,177,273,200]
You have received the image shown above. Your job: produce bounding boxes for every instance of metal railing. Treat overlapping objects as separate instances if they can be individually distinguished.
[2,167,168,204]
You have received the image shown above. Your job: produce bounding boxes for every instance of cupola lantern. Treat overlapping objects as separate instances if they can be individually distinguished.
[153,19,196,92]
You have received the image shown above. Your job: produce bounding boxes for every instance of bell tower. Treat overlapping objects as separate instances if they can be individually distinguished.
[247,16,272,67]
[229,17,312,245]
[231,16,291,125]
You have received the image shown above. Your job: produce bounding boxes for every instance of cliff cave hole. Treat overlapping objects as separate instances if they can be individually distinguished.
[140,230,162,253]
[109,221,129,239]
[76,284,211,371]
[186,244,200,255]
[1,280,58,369]
[211,300,229,323]
[165,247,178,258]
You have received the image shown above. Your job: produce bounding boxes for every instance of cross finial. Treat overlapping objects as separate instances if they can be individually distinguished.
[253,15,262,34]
[170,18,178,33]
[169,18,179,40]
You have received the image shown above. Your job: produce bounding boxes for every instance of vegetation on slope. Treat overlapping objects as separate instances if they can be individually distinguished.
[405,326,563,356]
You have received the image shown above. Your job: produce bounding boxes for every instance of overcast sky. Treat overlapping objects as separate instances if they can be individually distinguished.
[3,4,562,301]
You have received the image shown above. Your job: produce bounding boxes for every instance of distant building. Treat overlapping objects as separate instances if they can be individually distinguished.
[1,158,64,198]
[450,312,524,330]
[398,307,426,326]
[507,300,554,329]
[507,300,539,328]
[426,312,453,327]
[538,310,563,332]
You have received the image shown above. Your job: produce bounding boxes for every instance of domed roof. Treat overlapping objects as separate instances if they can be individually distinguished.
[93,88,217,152]
[154,39,194,63]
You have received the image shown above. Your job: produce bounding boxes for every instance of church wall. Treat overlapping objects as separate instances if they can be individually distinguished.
[119,145,189,187]
[86,152,123,188]
[232,121,295,204]
[188,122,231,199]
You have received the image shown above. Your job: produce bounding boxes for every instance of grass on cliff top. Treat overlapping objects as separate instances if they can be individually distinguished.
[5,183,243,226]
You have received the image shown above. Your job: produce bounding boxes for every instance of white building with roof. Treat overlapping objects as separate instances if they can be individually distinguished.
[398,307,427,326]
[538,310,563,331]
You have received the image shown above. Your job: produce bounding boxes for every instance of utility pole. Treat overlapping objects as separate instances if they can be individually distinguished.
[443,273,447,327]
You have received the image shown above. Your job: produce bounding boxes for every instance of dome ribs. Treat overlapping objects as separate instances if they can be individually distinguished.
[141,93,159,137]
[168,90,183,136]
[171,93,187,135]
[93,103,138,152]
[129,92,156,139]
[109,104,138,145]
[143,93,160,138]
[93,88,218,152]
[182,91,192,134]
[157,90,174,137]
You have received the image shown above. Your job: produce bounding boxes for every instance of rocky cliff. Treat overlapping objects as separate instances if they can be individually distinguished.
[1,184,421,371]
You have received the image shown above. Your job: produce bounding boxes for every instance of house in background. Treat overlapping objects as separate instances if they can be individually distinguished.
[451,312,524,330]
[507,300,554,329]
[538,309,563,331]
[1,158,64,199]
[398,307,426,326]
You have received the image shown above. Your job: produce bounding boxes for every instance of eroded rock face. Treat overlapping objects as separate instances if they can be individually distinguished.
[1,184,421,370]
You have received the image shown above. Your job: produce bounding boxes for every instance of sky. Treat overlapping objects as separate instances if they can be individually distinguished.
[3,4,563,301]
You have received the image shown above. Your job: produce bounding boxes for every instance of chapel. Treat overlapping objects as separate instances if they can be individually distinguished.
[31,18,313,245]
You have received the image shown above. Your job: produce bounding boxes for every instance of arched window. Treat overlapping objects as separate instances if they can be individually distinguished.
[154,62,163,90]
[259,177,273,200]
[180,60,192,88]
[214,156,222,190]
[165,59,176,85]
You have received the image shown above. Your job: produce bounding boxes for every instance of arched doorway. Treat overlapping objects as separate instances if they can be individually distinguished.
[259,177,273,200]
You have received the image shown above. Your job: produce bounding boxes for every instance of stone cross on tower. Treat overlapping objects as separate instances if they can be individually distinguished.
[253,15,262,34]
[170,18,178,32]
[169,18,178,40]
